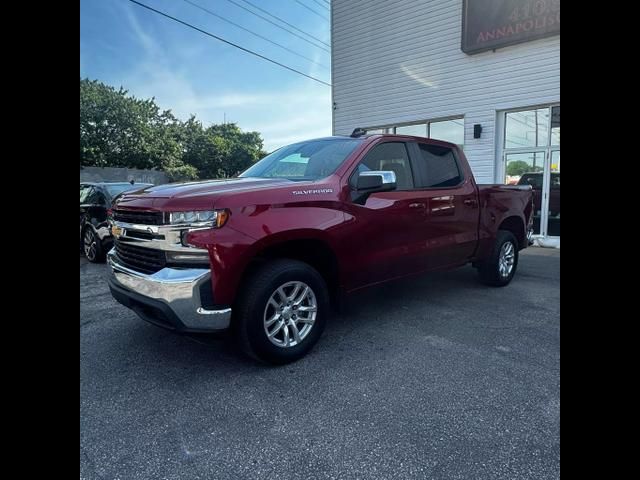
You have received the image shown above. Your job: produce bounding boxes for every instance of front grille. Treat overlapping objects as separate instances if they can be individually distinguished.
[113,209,165,225]
[114,240,166,274]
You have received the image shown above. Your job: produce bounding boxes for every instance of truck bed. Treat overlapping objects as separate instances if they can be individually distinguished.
[474,183,534,257]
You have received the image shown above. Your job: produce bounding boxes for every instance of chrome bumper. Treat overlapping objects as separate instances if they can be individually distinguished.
[107,249,231,331]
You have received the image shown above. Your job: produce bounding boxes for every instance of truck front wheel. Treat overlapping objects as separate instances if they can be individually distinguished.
[476,230,519,287]
[234,259,329,364]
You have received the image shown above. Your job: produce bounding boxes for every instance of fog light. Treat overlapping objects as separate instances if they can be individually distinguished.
[166,250,210,263]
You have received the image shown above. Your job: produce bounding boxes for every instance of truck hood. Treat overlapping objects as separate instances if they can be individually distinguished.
[115,177,314,210]
[126,177,297,199]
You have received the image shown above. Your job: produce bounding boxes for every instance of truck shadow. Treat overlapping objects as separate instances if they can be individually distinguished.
[113,249,557,373]
[336,265,480,320]
[117,265,481,370]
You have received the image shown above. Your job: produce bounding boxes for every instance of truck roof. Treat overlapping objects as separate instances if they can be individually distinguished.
[308,134,459,149]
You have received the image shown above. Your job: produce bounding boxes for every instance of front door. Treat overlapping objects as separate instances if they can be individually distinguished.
[341,141,432,289]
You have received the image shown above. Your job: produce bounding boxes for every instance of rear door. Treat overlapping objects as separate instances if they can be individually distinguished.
[407,142,479,269]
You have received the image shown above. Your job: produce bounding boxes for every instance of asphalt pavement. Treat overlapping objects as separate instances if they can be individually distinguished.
[80,247,560,480]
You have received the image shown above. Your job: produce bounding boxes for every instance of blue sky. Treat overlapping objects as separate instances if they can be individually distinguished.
[80,0,332,151]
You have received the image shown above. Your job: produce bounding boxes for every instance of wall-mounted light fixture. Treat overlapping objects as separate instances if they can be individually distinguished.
[473,124,482,138]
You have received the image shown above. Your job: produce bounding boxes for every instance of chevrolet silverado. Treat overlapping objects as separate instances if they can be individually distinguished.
[107,132,533,364]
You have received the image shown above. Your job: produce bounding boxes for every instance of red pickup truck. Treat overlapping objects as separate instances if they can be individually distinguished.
[108,133,533,363]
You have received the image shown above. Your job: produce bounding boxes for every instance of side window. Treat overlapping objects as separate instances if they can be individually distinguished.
[80,186,92,204]
[94,190,107,206]
[352,142,414,190]
[85,187,98,204]
[83,187,106,205]
[415,143,462,188]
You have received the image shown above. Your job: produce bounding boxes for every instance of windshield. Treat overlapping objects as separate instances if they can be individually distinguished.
[239,138,361,181]
[105,183,149,197]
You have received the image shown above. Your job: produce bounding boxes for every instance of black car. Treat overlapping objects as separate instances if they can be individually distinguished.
[80,182,153,262]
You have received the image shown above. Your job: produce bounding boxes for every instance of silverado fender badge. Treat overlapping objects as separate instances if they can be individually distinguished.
[292,188,334,195]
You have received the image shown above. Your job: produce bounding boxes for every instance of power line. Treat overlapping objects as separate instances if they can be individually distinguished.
[127,0,332,87]
[239,0,330,48]
[221,0,330,53]
[181,0,328,70]
[309,0,330,11]
[294,0,329,21]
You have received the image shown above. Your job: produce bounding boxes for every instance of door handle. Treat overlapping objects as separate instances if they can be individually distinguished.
[409,202,426,209]
[463,198,478,207]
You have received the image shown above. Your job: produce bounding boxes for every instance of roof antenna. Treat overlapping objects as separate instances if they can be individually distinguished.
[351,128,367,138]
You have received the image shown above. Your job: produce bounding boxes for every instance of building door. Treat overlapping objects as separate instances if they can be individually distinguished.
[500,105,560,238]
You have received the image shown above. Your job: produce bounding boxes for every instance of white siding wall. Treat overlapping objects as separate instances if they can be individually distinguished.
[331,0,560,183]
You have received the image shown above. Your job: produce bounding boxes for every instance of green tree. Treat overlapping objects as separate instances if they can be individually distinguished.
[80,78,184,171]
[506,160,542,177]
[178,118,265,179]
[80,78,265,181]
[207,123,265,177]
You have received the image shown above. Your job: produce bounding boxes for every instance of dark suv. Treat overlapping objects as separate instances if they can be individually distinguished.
[80,182,152,262]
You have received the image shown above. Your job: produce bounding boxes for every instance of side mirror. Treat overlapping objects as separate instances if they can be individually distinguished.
[356,171,397,192]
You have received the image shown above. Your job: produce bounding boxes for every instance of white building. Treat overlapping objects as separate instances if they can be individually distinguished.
[331,0,560,242]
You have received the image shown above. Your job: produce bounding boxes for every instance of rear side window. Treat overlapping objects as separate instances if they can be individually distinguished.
[353,142,414,190]
[415,144,462,188]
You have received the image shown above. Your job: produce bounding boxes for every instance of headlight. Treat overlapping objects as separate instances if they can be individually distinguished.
[168,209,229,228]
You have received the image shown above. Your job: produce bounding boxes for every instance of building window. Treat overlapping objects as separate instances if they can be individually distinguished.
[429,119,464,146]
[364,118,464,148]
[505,108,549,148]
[550,106,560,146]
[395,124,427,136]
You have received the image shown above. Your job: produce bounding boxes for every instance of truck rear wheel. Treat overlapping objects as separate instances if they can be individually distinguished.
[234,259,329,364]
[476,230,519,287]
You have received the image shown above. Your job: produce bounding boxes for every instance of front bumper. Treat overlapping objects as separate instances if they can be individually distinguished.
[107,249,232,332]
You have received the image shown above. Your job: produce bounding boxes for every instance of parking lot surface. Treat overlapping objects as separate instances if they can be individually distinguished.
[80,248,560,480]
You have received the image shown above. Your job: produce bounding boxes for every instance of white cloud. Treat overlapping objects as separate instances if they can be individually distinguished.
[110,0,332,152]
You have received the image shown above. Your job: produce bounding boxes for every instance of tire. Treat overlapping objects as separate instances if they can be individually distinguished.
[83,226,106,263]
[234,259,330,365]
[477,230,519,287]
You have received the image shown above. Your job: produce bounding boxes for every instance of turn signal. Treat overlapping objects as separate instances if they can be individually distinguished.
[215,209,230,228]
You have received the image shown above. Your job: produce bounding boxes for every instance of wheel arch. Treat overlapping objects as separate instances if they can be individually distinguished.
[235,234,341,308]
[498,215,526,250]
